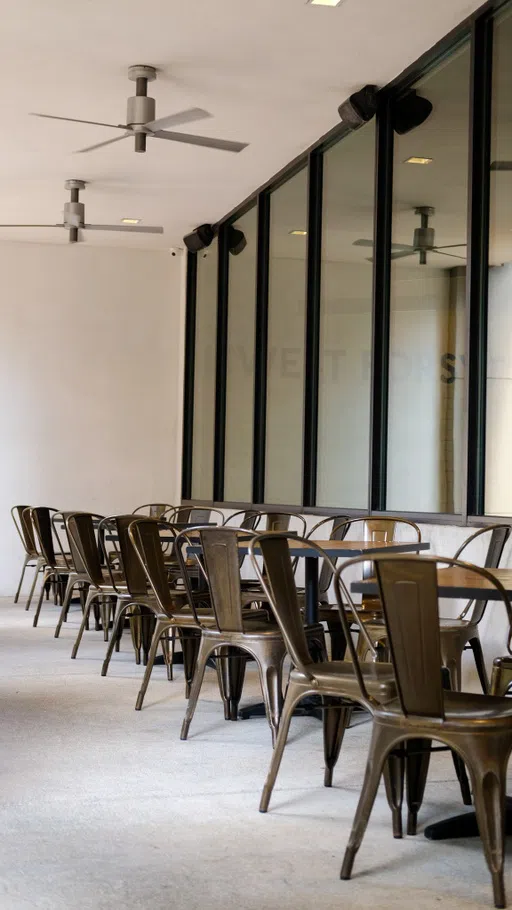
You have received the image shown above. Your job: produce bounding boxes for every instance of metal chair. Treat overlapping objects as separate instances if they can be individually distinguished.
[53,511,106,638]
[249,533,396,801]
[304,515,350,659]
[11,505,45,607]
[362,523,511,692]
[164,506,225,526]
[257,511,307,536]
[29,507,73,627]
[180,527,326,745]
[337,553,512,910]
[133,503,175,518]
[222,509,262,530]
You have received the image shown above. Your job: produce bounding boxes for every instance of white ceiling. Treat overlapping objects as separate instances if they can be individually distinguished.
[0,0,484,250]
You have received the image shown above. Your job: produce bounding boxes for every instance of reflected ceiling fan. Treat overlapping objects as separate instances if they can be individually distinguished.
[0,179,164,243]
[353,206,467,265]
[31,65,248,155]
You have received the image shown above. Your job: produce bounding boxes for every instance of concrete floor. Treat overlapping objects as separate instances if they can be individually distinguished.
[0,596,510,910]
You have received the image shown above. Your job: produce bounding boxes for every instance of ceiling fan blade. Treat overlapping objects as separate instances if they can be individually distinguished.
[432,250,466,260]
[145,108,212,132]
[434,243,467,249]
[391,250,416,259]
[84,224,164,234]
[31,112,128,130]
[353,239,413,251]
[74,133,131,154]
[491,161,512,171]
[0,224,63,227]
[151,129,248,153]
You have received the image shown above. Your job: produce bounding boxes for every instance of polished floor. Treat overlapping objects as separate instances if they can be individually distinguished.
[0,596,510,910]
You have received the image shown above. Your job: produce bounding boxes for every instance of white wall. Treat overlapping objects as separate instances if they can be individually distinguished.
[0,241,185,595]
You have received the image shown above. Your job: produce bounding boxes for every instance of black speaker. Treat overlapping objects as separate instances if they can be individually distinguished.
[228,226,247,256]
[392,90,433,135]
[338,84,379,130]
[183,223,215,253]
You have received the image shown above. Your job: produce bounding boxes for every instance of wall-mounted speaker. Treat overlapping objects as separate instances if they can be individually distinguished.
[228,226,247,256]
[392,90,433,135]
[183,223,215,253]
[338,84,379,130]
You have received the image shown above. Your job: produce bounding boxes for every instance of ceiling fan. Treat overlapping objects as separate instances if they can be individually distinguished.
[353,206,467,265]
[31,65,248,155]
[0,179,164,243]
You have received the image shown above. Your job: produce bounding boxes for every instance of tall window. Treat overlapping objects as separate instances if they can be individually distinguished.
[316,124,375,508]
[386,44,470,513]
[191,240,217,500]
[265,169,308,504]
[485,9,512,516]
[224,209,257,501]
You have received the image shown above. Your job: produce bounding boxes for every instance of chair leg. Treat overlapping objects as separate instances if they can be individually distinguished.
[326,619,347,661]
[215,646,248,721]
[101,601,131,676]
[25,562,43,610]
[71,589,99,659]
[341,723,399,880]
[136,618,173,711]
[323,700,352,787]
[129,606,142,665]
[33,570,54,628]
[470,635,490,694]
[100,600,110,642]
[490,662,512,697]
[259,680,306,812]
[180,629,201,698]
[180,636,219,740]
[161,629,174,682]
[405,739,431,834]
[14,555,30,603]
[383,745,405,838]
[464,736,510,909]
[253,644,285,745]
[54,577,77,638]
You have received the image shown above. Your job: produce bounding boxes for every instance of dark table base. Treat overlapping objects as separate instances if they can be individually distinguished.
[239,696,369,726]
[424,798,512,840]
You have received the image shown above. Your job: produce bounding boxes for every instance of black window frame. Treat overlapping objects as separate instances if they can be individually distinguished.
[182,0,510,526]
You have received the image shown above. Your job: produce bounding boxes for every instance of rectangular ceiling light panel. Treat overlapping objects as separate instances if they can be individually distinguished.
[308,0,345,6]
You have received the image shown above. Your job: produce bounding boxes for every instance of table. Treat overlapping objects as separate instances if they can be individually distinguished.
[352,565,512,841]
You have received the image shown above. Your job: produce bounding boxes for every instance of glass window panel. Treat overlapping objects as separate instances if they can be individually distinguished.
[386,45,469,513]
[317,123,375,508]
[265,169,308,504]
[485,9,512,516]
[224,209,257,501]
[191,240,217,499]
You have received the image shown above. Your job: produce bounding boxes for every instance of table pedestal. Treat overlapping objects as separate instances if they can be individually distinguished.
[424,799,512,840]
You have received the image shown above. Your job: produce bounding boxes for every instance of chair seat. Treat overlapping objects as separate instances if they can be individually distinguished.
[439,617,475,632]
[378,689,512,729]
[295,661,396,701]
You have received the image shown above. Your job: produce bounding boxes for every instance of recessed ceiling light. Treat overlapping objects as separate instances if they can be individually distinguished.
[308,0,344,5]
[404,156,433,165]
[121,218,141,225]
[290,230,308,236]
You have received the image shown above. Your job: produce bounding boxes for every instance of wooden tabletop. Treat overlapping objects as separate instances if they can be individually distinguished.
[352,565,512,600]
[187,538,430,558]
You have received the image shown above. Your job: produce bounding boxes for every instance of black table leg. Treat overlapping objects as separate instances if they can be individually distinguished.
[424,798,512,840]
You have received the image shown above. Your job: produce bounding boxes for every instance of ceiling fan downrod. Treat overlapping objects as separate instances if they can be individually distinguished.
[128,64,157,154]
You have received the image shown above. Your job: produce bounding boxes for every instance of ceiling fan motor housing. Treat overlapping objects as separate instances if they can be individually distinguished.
[413,226,435,250]
[64,200,85,228]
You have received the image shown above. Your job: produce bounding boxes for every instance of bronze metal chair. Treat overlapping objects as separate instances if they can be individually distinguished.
[164,506,225,526]
[53,511,108,638]
[133,503,175,518]
[11,505,45,607]
[180,527,326,745]
[257,511,308,536]
[305,515,350,658]
[337,553,512,910]
[249,533,396,803]
[362,523,511,692]
[29,507,73,627]
[491,657,512,697]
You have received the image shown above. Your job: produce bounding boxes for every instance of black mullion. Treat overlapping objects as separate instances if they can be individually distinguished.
[369,95,394,512]
[181,252,197,500]
[252,192,271,503]
[213,227,229,501]
[302,151,323,506]
[466,14,493,517]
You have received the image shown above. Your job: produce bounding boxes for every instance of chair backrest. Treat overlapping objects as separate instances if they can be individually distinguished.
[454,524,512,623]
[11,505,38,556]
[223,509,262,531]
[307,516,350,601]
[336,517,421,581]
[133,503,175,519]
[128,518,179,617]
[66,513,105,587]
[59,511,103,573]
[200,527,258,632]
[164,506,224,526]
[336,554,512,718]
[29,507,61,566]
[101,515,149,597]
[259,511,307,536]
